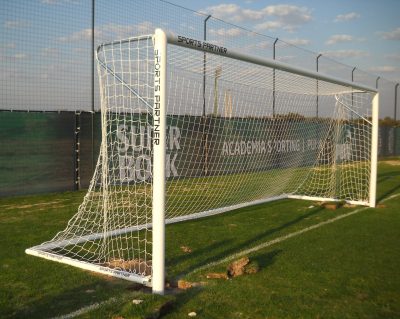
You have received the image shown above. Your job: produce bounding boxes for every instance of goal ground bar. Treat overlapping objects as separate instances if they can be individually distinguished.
[25,248,151,286]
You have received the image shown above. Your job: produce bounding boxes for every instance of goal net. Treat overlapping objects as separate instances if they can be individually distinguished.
[26,29,378,293]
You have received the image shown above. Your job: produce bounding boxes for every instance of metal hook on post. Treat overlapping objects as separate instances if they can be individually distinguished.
[273,38,278,60]
[351,67,356,82]
[316,54,322,72]
[376,76,380,89]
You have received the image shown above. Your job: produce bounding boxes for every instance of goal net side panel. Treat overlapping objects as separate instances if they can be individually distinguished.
[26,35,156,285]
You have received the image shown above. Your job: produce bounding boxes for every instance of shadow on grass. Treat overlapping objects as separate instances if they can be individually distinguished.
[10,281,126,319]
[376,170,400,203]
[172,205,325,279]
[377,183,400,203]
[162,250,282,317]
[250,249,282,270]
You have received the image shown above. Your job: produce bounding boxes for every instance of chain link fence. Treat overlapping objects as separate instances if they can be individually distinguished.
[1,0,399,196]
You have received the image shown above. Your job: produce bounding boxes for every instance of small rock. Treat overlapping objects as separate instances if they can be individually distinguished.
[227,257,250,277]
[188,312,197,317]
[85,289,95,293]
[132,299,143,305]
[323,203,338,210]
[180,246,192,253]
[308,205,314,209]
[178,280,193,290]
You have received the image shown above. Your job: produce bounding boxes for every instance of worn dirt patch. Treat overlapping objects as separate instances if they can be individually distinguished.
[0,200,66,210]
[104,258,152,276]
[383,160,400,166]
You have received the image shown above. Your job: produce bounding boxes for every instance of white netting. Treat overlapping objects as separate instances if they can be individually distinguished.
[27,33,374,285]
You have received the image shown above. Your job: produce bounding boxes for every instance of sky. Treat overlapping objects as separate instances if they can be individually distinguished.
[1,0,399,116]
[170,0,400,83]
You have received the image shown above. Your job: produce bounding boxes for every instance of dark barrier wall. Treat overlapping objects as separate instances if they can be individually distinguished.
[379,125,400,158]
[0,111,398,197]
[111,115,371,184]
[0,112,75,196]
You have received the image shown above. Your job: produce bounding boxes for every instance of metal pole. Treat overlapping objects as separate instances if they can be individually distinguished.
[202,15,211,176]
[203,15,211,117]
[316,54,322,118]
[394,83,399,155]
[376,76,380,89]
[272,38,278,117]
[351,67,356,120]
[91,0,95,177]
[395,83,399,121]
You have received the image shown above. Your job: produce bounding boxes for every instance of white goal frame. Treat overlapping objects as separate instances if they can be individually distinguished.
[26,29,378,295]
[155,29,378,293]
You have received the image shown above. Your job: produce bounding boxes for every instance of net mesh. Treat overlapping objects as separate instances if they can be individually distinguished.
[28,33,374,284]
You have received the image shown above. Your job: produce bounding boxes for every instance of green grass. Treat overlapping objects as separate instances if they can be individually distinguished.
[1,160,400,318]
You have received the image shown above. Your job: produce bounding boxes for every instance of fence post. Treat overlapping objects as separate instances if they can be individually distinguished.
[202,14,211,176]
[394,83,399,155]
[316,54,322,118]
[74,111,81,190]
[395,83,399,121]
[272,38,278,117]
[203,15,211,117]
[351,67,356,120]
[91,0,95,178]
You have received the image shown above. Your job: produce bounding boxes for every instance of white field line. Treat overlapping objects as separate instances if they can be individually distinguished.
[189,192,400,275]
[51,297,118,319]
[52,193,399,319]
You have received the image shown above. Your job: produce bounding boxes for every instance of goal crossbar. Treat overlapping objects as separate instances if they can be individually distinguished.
[166,33,377,94]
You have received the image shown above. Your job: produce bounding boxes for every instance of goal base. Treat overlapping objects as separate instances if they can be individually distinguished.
[25,248,151,286]
[287,195,370,207]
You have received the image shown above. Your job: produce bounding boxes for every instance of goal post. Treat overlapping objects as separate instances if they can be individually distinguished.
[152,28,167,294]
[369,93,379,207]
[26,29,378,295]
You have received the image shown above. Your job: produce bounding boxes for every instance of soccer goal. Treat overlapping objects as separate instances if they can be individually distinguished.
[26,29,378,294]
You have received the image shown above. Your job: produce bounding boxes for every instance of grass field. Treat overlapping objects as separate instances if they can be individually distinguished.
[1,160,400,318]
